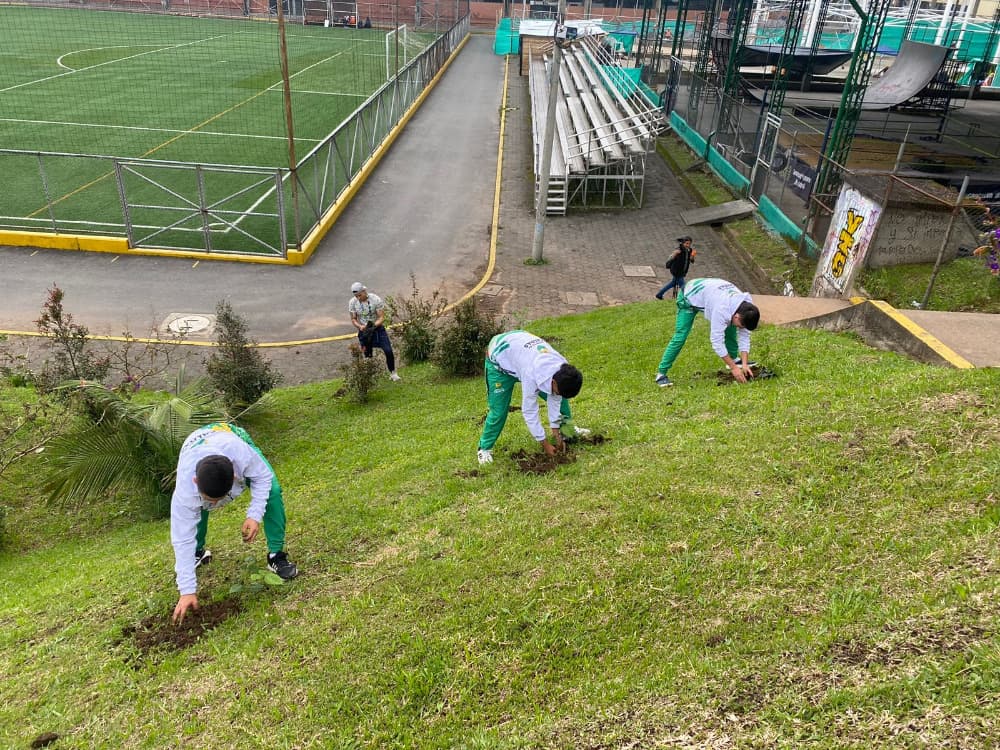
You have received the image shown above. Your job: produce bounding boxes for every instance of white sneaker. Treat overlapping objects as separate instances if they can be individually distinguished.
[477,449,493,465]
[573,426,591,436]
[389,371,401,381]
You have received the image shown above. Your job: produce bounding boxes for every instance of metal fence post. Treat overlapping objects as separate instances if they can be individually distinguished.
[921,175,970,309]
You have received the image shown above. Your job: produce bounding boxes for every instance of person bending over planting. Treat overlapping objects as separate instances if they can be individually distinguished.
[170,423,298,624]
[654,277,761,387]
[477,330,589,465]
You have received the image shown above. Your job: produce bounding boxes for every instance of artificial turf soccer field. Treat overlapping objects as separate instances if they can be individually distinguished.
[0,5,435,249]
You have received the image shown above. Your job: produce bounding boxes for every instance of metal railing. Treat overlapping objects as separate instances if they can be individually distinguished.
[0,16,469,259]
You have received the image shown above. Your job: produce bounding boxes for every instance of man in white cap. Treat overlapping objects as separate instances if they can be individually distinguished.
[348,282,400,381]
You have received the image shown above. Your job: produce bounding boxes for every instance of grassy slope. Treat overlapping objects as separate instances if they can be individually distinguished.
[1,303,999,748]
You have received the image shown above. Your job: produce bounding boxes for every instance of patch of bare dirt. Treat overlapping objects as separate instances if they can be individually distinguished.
[828,619,991,668]
[511,448,576,474]
[509,432,609,473]
[919,390,986,414]
[453,469,481,478]
[118,598,242,657]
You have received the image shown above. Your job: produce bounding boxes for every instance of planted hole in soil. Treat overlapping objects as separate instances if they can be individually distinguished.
[119,597,242,656]
[715,363,777,385]
[511,432,609,474]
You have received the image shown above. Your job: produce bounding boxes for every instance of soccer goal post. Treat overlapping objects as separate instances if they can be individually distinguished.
[385,24,409,80]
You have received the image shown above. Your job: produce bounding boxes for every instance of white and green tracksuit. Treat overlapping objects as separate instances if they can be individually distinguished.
[479,331,572,450]
[170,423,287,596]
[657,278,753,375]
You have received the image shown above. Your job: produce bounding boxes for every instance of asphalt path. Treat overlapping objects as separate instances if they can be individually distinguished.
[0,35,501,343]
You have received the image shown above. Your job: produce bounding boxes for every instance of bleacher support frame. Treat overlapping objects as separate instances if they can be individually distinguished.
[527,35,668,215]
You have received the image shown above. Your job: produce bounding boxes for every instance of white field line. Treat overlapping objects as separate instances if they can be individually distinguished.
[0,33,243,94]
[12,37,369,235]
[218,46,358,235]
[0,116,322,143]
[56,45,162,71]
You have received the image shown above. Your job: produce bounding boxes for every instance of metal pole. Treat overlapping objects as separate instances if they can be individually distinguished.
[277,0,302,246]
[920,175,969,309]
[530,0,567,263]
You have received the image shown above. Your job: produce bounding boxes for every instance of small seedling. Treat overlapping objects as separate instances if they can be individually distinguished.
[229,553,286,595]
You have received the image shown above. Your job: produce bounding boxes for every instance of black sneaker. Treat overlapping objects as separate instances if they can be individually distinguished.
[194,549,212,568]
[267,551,299,580]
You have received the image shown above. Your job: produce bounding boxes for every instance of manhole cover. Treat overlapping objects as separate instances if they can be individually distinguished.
[161,313,215,336]
[622,265,657,277]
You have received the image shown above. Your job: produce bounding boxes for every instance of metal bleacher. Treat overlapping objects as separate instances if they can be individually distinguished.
[527,33,668,215]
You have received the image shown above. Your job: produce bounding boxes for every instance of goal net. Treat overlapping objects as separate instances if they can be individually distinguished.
[385,24,410,80]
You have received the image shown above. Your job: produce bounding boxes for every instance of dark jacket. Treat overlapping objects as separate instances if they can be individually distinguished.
[667,245,695,277]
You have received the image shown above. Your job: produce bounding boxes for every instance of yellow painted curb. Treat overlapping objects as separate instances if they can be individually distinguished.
[868,299,975,369]
[0,232,129,254]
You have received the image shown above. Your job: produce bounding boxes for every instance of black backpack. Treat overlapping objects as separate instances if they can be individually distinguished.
[667,247,693,276]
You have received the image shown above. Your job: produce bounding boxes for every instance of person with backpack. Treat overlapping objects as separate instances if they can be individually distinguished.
[655,236,696,300]
[349,282,401,381]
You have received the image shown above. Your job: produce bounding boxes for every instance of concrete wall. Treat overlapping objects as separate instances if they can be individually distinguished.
[867,206,980,268]
[469,1,647,28]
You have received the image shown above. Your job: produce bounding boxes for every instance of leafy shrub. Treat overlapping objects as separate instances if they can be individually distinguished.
[43,371,232,518]
[34,285,110,391]
[339,344,384,403]
[385,275,447,364]
[205,301,281,409]
[432,298,505,376]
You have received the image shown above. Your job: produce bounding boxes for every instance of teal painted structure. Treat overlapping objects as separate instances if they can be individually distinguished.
[670,112,822,257]
[493,18,519,55]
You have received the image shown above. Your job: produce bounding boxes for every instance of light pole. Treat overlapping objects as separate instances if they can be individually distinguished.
[530,0,568,263]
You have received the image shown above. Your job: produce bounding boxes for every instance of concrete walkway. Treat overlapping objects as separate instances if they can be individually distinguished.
[0,33,997,377]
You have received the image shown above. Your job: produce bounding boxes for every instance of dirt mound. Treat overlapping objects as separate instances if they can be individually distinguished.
[511,449,576,474]
[118,597,242,656]
[716,363,776,384]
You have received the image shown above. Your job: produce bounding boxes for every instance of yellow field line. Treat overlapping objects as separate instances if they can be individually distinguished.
[28,86,276,218]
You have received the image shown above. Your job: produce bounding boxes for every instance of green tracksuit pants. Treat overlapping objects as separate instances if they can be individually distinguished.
[195,423,286,555]
[657,290,739,374]
[479,359,572,450]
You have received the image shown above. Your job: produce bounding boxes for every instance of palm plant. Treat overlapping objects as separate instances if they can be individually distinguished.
[42,369,262,518]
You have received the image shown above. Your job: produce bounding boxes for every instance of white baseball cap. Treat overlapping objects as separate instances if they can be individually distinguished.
[351,282,365,293]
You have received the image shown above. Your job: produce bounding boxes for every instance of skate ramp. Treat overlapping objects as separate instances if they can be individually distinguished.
[748,40,950,111]
[712,33,853,77]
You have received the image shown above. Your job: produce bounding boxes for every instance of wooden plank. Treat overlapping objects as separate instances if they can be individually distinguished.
[580,42,658,140]
[528,56,568,178]
[561,47,590,96]
[593,85,645,154]
[556,99,587,174]
[680,199,756,226]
